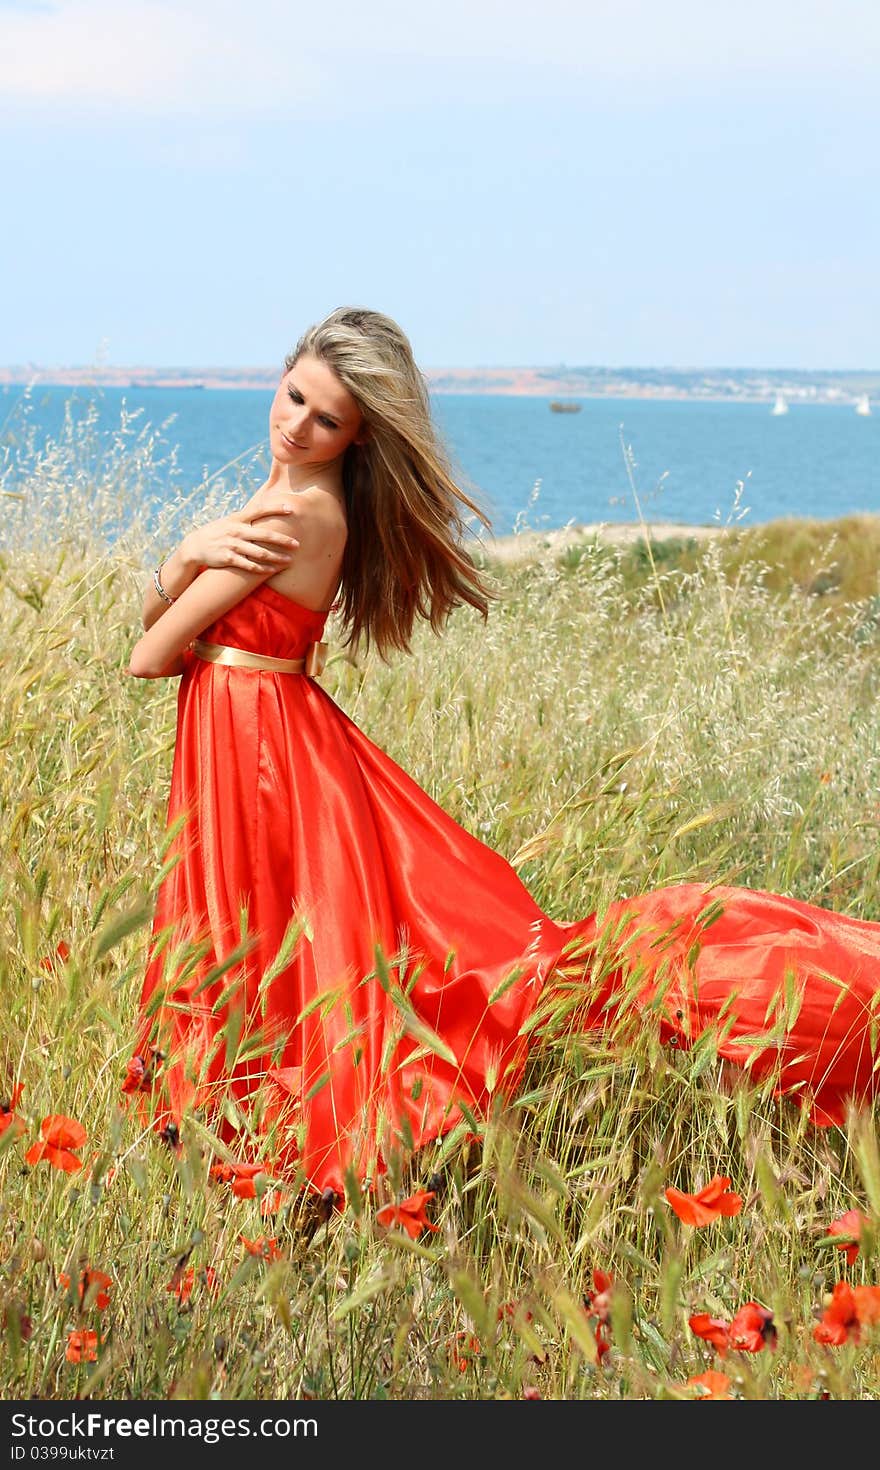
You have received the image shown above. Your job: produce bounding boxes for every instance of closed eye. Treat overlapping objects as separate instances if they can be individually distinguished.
[287,385,339,430]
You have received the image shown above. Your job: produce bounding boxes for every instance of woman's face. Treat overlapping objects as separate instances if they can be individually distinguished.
[269,352,365,470]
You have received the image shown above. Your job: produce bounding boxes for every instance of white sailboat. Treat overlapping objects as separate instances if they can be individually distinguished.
[771,393,788,415]
[855,393,872,416]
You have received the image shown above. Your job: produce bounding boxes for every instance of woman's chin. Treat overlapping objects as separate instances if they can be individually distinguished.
[272,436,303,462]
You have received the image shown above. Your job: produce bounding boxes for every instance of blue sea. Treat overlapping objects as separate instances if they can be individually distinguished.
[2,382,878,537]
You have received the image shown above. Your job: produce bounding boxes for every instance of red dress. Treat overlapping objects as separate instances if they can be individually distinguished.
[135,584,880,1194]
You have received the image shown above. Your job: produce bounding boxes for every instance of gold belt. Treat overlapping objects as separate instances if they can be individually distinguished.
[190,639,328,677]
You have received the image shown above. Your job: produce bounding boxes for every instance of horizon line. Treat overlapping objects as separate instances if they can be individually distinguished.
[1,362,879,378]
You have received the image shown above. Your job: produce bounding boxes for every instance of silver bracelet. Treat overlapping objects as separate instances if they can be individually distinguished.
[153,562,177,605]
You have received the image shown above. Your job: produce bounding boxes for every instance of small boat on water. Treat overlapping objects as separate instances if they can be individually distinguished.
[771,393,789,416]
[549,400,582,413]
[855,393,872,416]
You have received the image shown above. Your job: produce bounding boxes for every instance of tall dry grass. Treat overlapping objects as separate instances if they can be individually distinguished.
[3,398,880,1399]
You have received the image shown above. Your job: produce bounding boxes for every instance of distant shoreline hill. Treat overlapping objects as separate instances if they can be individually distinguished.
[1,363,879,403]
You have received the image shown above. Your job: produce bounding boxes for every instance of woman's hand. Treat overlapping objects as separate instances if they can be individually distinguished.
[130,504,307,678]
[141,484,301,633]
[181,490,300,575]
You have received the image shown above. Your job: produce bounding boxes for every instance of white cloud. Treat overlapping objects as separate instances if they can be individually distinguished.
[0,0,877,115]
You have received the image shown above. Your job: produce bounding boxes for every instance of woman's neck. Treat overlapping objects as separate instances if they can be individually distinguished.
[268,454,346,503]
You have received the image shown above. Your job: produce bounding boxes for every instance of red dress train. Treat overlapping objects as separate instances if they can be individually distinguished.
[133,585,880,1194]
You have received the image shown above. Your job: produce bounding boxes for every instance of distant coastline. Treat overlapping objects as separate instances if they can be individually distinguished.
[1,363,878,406]
[478,521,724,562]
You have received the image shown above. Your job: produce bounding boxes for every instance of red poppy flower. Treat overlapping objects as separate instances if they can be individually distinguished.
[582,1270,614,1362]
[583,1269,614,1324]
[231,1175,262,1200]
[687,1370,733,1400]
[728,1301,777,1353]
[167,1265,219,1304]
[120,1056,146,1095]
[0,1083,25,1138]
[688,1313,731,1355]
[593,1320,611,1362]
[25,1115,87,1173]
[828,1209,868,1266]
[65,1329,100,1364]
[665,1175,743,1227]
[497,1300,534,1323]
[376,1189,439,1240]
[522,1385,542,1400]
[40,941,71,973]
[814,1282,860,1346]
[814,1281,880,1345]
[59,1269,113,1313]
[167,1266,193,1304]
[212,1159,276,1200]
[853,1285,880,1326]
[448,1331,481,1372]
[240,1235,283,1262]
[210,1158,263,1184]
[120,1045,163,1096]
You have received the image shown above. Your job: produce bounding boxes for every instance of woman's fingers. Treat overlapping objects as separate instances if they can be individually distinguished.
[223,497,300,568]
[242,529,299,558]
[243,523,300,546]
[241,542,297,565]
[244,497,296,521]
[237,554,278,571]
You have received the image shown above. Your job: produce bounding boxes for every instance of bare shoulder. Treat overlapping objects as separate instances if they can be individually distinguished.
[288,483,346,523]
[246,482,339,519]
[248,484,346,562]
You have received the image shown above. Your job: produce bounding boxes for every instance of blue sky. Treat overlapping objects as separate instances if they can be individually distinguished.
[1,0,877,369]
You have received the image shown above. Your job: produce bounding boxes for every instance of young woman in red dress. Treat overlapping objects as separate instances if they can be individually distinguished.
[127,306,880,1198]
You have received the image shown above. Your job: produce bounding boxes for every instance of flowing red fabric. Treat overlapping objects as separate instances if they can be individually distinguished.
[134,585,880,1194]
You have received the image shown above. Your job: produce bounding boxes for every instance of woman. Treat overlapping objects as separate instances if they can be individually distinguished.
[127,306,880,1197]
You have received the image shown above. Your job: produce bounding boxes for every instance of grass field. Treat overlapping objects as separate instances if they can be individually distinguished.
[3,411,880,1400]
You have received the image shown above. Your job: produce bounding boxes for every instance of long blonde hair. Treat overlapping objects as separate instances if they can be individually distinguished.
[285,307,494,660]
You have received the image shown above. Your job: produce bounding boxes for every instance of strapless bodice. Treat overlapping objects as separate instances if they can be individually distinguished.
[199,583,328,661]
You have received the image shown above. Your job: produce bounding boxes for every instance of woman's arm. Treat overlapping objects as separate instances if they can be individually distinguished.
[128,508,304,679]
[141,490,300,632]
